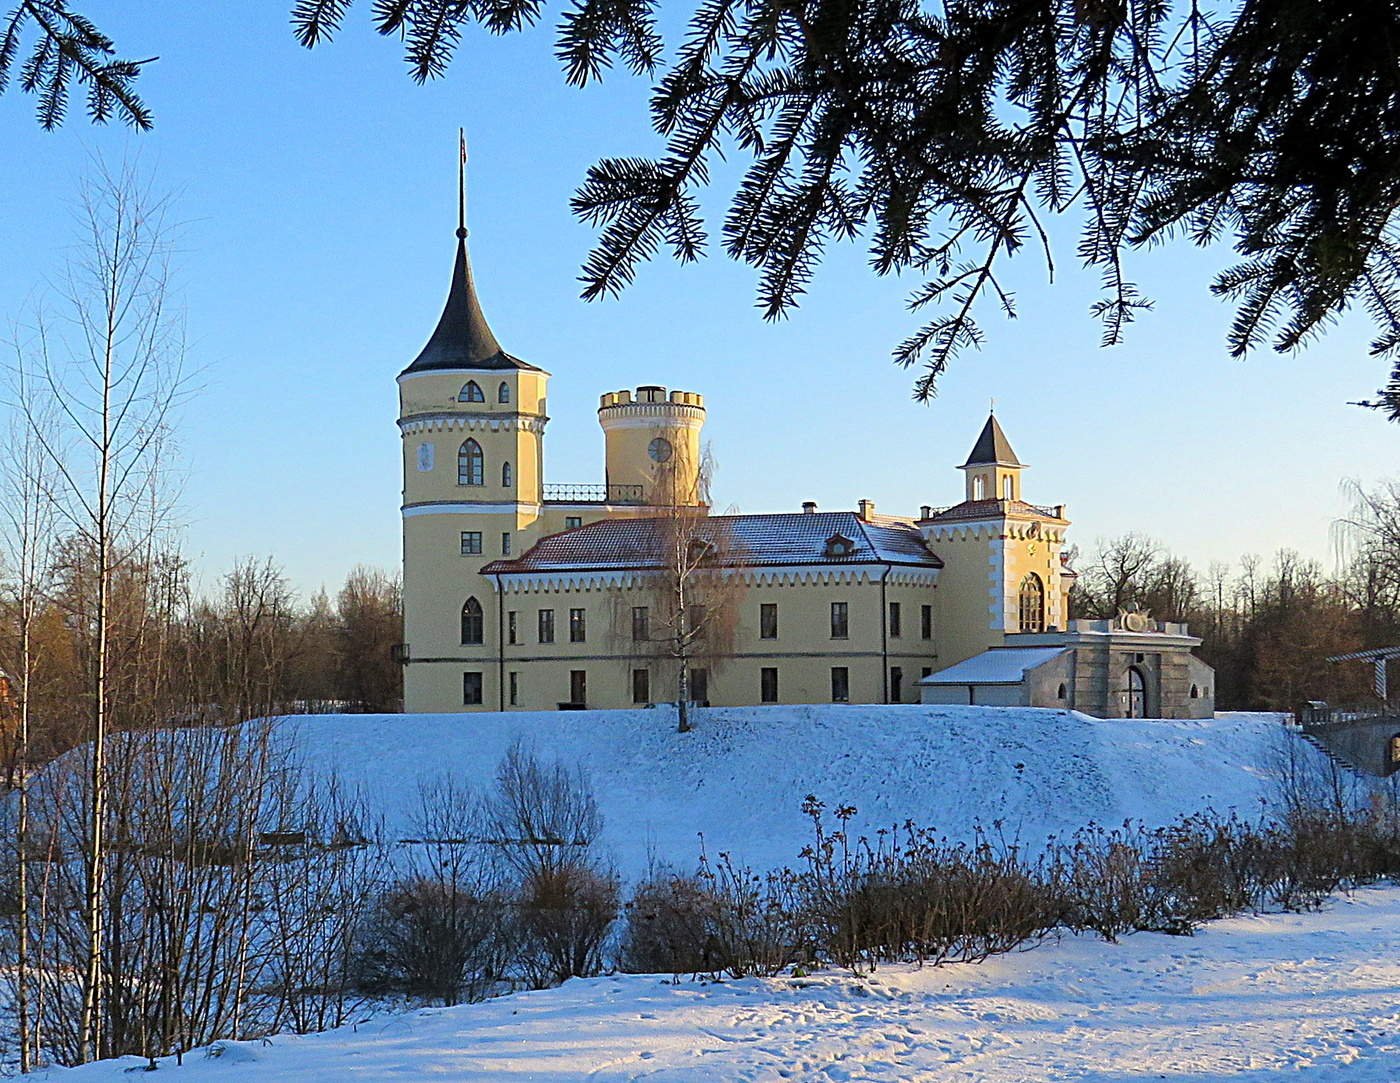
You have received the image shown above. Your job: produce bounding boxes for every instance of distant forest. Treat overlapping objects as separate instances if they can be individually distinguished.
[1068,481,1400,710]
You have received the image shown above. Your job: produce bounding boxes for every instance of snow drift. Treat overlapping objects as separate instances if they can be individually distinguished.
[254,704,1308,877]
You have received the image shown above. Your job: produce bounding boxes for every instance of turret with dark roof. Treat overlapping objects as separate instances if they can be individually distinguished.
[961,412,1022,468]
[401,137,541,376]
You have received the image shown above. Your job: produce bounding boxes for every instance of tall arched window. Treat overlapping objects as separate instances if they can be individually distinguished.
[1017,572,1045,632]
[498,381,511,404]
[1003,475,1014,500]
[501,460,513,487]
[458,381,484,402]
[461,597,484,645]
[973,475,986,500]
[458,439,484,486]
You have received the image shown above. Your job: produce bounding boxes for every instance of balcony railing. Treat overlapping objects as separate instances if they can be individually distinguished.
[543,483,645,505]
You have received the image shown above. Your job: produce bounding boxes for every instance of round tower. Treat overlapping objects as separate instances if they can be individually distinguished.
[597,385,706,504]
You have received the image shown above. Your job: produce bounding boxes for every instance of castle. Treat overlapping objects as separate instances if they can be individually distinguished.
[397,204,1214,720]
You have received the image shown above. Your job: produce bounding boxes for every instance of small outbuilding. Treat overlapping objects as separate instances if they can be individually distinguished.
[918,615,1215,719]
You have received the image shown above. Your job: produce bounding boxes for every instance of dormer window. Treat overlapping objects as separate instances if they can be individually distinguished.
[458,381,485,403]
[686,538,715,562]
[824,533,855,558]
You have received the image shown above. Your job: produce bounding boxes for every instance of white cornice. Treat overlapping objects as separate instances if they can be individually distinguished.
[399,415,548,436]
[403,503,543,517]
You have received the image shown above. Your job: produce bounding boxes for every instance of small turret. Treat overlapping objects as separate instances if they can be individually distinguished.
[597,385,706,504]
[960,411,1023,502]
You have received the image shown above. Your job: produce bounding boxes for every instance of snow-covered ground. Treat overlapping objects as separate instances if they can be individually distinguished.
[50,884,1400,1081]
[268,705,1308,877]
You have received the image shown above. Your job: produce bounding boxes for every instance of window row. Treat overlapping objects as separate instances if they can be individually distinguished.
[471,600,939,646]
[460,531,512,557]
[456,440,513,488]
[457,380,511,404]
[463,663,938,707]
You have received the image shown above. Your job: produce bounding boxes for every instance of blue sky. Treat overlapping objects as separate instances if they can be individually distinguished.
[2,2,1395,596]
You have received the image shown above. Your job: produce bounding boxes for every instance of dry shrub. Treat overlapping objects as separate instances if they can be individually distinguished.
[509,864,619,988]
[356,876,506,1005]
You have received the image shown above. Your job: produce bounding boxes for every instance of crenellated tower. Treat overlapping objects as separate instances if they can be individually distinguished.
[597,385,706,504]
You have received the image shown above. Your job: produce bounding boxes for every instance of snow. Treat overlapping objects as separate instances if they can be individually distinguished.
[243,705,1305,878]
[916,647,1067,684]
[47,884,1400,1080]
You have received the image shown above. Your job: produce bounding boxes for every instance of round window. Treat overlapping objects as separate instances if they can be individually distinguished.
[648,436,673,463]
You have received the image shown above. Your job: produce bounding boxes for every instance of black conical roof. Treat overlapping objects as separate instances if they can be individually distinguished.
[401,233,541,375]
[961,413,1022,468]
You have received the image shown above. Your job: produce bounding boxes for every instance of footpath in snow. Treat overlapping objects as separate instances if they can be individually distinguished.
[53,885,1400,1081]
[265,705,1308,877]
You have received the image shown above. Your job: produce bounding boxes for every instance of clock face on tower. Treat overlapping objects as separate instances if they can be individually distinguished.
[648,436,673,463]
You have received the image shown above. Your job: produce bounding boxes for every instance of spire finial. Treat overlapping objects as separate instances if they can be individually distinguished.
[456,128,468,240]
[990,396,996,415]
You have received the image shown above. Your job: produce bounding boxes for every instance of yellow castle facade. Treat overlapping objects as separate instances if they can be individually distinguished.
[397,216,1214,720]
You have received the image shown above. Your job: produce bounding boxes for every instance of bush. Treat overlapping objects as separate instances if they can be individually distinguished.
[508,864,619,988]
[356,876,506,1005]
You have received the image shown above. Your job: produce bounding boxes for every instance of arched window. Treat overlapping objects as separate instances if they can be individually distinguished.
[1390,734,1400,766]
[458,439,484,486]
[458,381,484,403]
[502,460,513,487]
[461,597,484,645]
[973,475,986,500]
[1017,573,1045,632]
[1127,666,1147,718]
[1057,682,1067,700]
[498,381,511,404]
[1003,475,1014,500]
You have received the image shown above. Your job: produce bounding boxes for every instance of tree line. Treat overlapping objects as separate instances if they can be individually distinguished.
[1069,484,1400,710]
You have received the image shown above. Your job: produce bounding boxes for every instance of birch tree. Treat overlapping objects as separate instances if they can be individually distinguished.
[19,157,185,1063]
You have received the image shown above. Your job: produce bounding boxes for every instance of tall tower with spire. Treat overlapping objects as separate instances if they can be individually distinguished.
[397,134,550,711]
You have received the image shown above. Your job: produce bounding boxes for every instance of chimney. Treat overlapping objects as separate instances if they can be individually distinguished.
[802,501,818,514]
[858,499,876,520]
[920,504,933,520]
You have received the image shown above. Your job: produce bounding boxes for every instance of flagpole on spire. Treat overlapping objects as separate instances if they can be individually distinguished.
[457,127,468,239]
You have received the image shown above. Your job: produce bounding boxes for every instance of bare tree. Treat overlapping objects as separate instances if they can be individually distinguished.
[626,450,746,733]
[17,157,186,1062]
[0,340,60,1073]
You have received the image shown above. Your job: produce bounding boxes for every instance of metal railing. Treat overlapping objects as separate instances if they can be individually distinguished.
[543,483,645,505]
[1296,703,1399,729]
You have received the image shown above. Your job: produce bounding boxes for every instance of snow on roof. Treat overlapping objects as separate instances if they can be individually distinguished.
[918,647,1068,685]
[483,511,942,574]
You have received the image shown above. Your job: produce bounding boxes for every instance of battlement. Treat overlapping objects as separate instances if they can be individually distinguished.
[598,385,705,411]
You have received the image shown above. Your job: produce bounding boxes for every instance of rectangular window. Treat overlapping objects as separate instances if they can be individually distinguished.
[888,601,902,638]
[501,532,512,556]
[508,671,519,706]
[760,603,778,640]
[538,609,555,644]
[565,516,583,530]
[507,611,518,645]
[462,671,483,705]
[921,666,933,679]
[632,668,650,705]
[760,667,778,704]
[631,606,649,641]
[831,666,849,703]
[890,666,903,703]
[830,601,849,640]
[460,531,482,556]
[921,604,934,640]
[689,667,709,705]
[570,607,587,643]
[570,669,587,706]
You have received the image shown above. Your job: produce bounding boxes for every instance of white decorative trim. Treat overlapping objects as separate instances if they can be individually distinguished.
[403,503,542,517]
[398,415,548,436]
[596,403,706,425]
[491,563,939,593]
